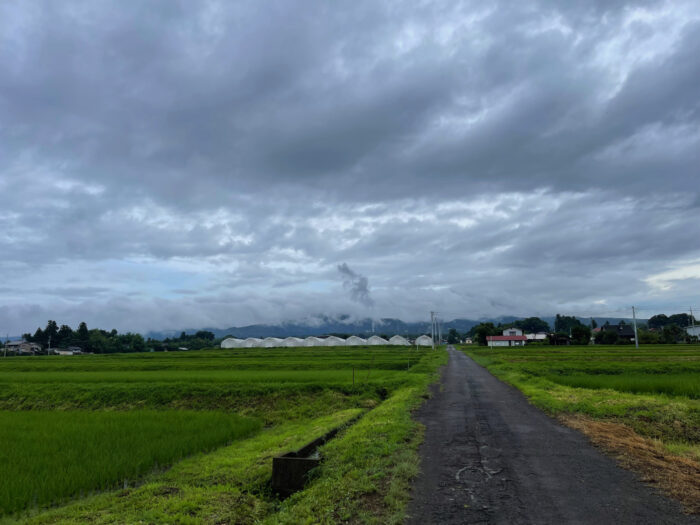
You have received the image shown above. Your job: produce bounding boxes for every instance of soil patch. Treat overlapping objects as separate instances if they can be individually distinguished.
[561,414,700,514]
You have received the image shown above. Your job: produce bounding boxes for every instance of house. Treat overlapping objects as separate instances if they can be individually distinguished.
[463,337,473,344]
[686,326,700,338]
[5,341,42,355]
[487,329,528,347]
[526,332,547,341]
[599,322,636,342]
[503,328,523,337]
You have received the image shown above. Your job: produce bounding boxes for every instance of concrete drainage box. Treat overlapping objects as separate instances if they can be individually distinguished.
[272,453,321,497]
[271,417,360,497]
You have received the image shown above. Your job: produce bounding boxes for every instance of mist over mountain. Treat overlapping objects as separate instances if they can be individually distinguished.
[144,314,643,341]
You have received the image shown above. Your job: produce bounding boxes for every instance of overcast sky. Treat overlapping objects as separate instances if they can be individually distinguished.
[1,1,699,335]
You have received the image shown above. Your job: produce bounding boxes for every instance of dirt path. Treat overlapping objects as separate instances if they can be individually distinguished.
[406,347,697,524]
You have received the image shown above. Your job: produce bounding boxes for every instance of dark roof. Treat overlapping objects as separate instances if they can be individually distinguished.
[603,323,635,337]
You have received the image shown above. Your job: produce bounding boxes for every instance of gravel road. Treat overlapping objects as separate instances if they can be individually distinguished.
[405,347,697,525]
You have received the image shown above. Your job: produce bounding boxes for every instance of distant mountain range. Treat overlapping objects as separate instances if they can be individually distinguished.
[144,314,643,340]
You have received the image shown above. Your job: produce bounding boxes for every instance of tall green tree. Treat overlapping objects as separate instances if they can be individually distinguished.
[661,324,683,344]
[32,327,45,346]
[570,325,591,345]
[514,317,550,333]
[473,323,497,346]
[595,329,618,345]
[194,330,215,341]
[57,325,74,347]
[44,320,59,346]
[447,328,460,344]
[554,314,583,333]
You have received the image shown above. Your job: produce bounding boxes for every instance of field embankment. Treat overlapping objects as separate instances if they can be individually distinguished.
[461,344,700,512]
[1,346,446,523]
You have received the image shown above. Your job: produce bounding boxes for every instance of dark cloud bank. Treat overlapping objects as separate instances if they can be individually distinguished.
[1,1,699,334]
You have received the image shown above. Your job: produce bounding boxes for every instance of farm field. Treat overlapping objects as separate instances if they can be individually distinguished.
[0,346,446,523]
[461,345,700,450]
[461,345,700,511]
[465,345,700,459]
[0,411,260,515]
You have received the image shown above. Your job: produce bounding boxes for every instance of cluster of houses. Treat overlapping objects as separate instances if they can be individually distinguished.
[221,335,432,348]
[2,341,84,356]
[485,322,649,347]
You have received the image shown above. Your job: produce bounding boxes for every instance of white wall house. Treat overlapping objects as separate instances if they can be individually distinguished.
[486,329,528,347]
[502,328,523,337]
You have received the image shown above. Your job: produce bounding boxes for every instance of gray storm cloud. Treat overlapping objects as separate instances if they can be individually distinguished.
[0,1,699,334]
[337,263,374,307]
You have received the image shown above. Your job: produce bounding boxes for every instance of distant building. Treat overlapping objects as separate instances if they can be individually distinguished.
[5,341,42,355]
[525,332,547,341]
[686,326,700,337]
[54,348,82,356]
[598,322,636,342]
[503,328,523,337]
[487,328,527,347]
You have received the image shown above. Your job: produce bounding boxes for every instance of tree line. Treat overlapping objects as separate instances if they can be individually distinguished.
[8,321,221,354]
[457,312,697,346]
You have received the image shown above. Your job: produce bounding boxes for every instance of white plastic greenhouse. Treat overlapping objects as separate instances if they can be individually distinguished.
[220,338,245,348]
[388,335,410,346]
[281,337,304,347]
[322,336,346,346]
[414,335,433,346]
[221,334,431,349]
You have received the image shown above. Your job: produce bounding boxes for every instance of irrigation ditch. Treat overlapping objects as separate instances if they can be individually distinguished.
[271,413,365,498]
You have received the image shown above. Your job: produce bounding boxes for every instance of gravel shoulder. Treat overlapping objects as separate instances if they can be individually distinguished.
[406,347,698,525]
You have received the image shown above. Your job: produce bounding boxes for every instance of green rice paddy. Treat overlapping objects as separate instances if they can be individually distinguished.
[0,411,260,515]
[0,345,445,522]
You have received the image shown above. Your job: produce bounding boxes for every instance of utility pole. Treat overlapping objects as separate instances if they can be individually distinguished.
[691,307,696,339]
[631,306,639,349]
[430,311,436,350]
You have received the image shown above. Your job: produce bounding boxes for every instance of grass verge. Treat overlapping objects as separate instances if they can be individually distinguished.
[462,345,700,513]
[562,414,700,514]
